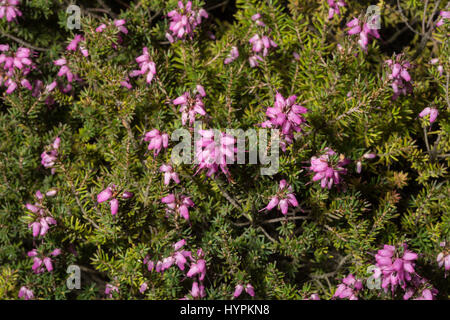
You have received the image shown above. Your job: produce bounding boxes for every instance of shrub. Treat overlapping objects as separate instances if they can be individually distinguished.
[0,0,449,300]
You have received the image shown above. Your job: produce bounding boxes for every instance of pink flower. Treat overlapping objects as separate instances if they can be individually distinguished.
[41,137,60,173]
[131,47,156,84]
[18,286,34,300]
[46,189,58,197]
[356,152,376,174]
[114,19,128,34]
[309,148,349,189]
[175,85,207,126]
[436,11,450,27]
[333,274,363,300]
[385,54,413,100]
[190,281,199,298]
[54,57,74,83]
[233,284,244,298]
[139,282,148,294]
[161,193,194,221]
[186,259,206,281]
[28,248,60,273]
[110,198,119,215]
[248,55,263,67]
[105,284,119,298]
[96,24,107,33]
[346,18,380,51]
[245,284,255,297]
[233,283,254,298]
[403,276,438,300]
[166,1,208,42]
[260,179,298,215]
[97,186,113,203]
[143,129,169,156]
[97,185,133,216]
[251,13,266,27]
[0,0,22,22]
[0,46,33,94]
[249,34,277,57]
[25,190,57,238]
[419,107,438,124]
[374,243,419,293]
[120,80,132,89]
[224,46,239,65]
[174,239,186,251]
[247,34,277,68]
[327,0,346,20]
[194,129,236,179]
[260,92,308,151]
[437,242,450,274]
[66,34,89,57]
[160,164,180,185]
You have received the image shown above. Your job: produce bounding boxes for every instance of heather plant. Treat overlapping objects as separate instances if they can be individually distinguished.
[0,0,449,301]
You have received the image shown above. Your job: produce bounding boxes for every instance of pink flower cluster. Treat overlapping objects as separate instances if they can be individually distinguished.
[0,0,21,22]
[346,17,380,51]
[224,46,239,65]
[186,249,207,299]
[96,19,128,34]
[248,33,277,67]
[144,240,207,299]
[161,193,194,221]
[374,244,418,293]
[28,248,61,274]
[246,13,277,67]
[0,45,33,94]
[96,19,128,50]
[26,189,58,237]
[419,107,438,124]
[105,283,119,298]
[41,137,60,174]
[66,34,88,57]
[165,1,208,43]
[97,185,133,216]
[251,13,265,27]
[430,58,444,77]
[18,286,34,300]
[333,274,363,300]
[355,152,376,174]
[327,0,346,20]
[403,275,438,300]
[54,57,75,84]
[309,148,349,189]
[385,55,413,100]
[260,179,298,215]
[437,242,450,275]
[174,85,207,126]
[436,10,450,27]
[233,283,255,298]
[144,129,169,157]
[260,92,308,151]
[194,129,236,179]
[130,47,156,84]
[160,164,180,185]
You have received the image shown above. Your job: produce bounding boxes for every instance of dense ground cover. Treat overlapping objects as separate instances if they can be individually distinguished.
[0,0,449,300]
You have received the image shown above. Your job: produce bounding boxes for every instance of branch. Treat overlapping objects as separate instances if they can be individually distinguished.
[0,30,49,52]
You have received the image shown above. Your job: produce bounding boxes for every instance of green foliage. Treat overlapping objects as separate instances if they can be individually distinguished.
[0,0,449,300]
